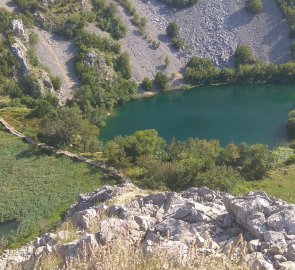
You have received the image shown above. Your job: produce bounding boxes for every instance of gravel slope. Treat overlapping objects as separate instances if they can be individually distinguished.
[0,0,79,102]
[126,0,293,67]
[114,1,183,85]
[33,28,79,102]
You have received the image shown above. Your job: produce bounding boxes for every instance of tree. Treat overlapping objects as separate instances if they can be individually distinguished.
[39,106,99,151]
[246,0,263,13]
[114,52,131,79]
[104,129,166,165]
[155,72,169,91]
[238,144,274,180]
[234,45,256,67]
[23,75,42,99]
[166,22,179,38]
[141,77,152,91]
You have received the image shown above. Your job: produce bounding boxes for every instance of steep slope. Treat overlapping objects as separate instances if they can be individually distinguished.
[1,183,295,269]
[124,0,293,67]
[33,28,79,102]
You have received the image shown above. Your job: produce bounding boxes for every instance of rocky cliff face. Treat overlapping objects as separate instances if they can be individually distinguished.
[1,183,295,270]
[9,19,55,96]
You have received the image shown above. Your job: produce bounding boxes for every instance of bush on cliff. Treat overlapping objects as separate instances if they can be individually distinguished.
[246,0,263,13]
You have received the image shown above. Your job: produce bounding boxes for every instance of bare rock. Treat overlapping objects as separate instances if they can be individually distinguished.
[10,20,28,41]
[279,261,295,270]
[72,208,98,230]
[267,208,295,235]
[10,41,30,75]
[247,252,274,270]
[59,233,98,260]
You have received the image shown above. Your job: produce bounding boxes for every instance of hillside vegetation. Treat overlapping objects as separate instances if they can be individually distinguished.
[0,129,116,249]
[103,130,295,194]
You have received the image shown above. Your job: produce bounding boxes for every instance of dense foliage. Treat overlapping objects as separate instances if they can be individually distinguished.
[104,130,275,191]
[184,49,295,86]
[92,0,127,40]
[0,5,136,152]
[39,106,100,152]
[278,0,295,37]
[0,130,115,249]
[246,0,263,13]
[0,10,22,102]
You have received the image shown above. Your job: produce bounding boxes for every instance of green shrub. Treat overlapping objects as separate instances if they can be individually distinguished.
[246,0,263,13]
[114,52,132,79]
[234,45,256,67]
[155,72,169,91]
[22,75,42,99]
[141,77,152,91]
[171,37,184,50]
[187,57,214,69]
[28,32,38,46]
[166,22,179,38]
[39,106,100,152]
[27,48,39,67]
[285,154,295,165]
[49,75,62,90]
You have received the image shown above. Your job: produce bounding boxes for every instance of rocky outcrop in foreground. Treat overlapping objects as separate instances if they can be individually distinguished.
[1,183,295,269]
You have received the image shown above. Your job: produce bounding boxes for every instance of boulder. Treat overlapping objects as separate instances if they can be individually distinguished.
[247,252,274,270]
[224,192,271,239]
[279,261,295,270]
[10,41,29,75]
[97,218,141,245]
[247,212,267,239]
[267,208,295,234]
[285,244,295,262]
[59,233,98,260]
[10,20,28,41]
[72,208,98,230]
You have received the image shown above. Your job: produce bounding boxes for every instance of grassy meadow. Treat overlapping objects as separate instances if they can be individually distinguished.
[0,129,117,248]
[233,167,295,204]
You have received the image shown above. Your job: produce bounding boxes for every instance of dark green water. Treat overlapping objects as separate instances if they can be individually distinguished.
[100,84,295,146]
[0,220,18,237]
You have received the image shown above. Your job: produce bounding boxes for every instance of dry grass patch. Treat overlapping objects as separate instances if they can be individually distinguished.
[106,185,156,206]
[55,221,79,244]
[62,238,249,270]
